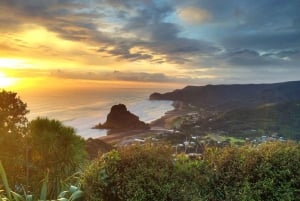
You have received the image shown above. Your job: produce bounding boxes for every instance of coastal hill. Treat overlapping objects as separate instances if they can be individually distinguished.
[94,104,150,132]
[208,101,300,139]
[150,80,300,110]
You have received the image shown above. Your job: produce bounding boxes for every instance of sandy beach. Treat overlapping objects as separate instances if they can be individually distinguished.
[150,101,186,129]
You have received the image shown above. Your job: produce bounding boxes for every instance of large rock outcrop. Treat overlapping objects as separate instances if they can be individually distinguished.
[94,104,150,131]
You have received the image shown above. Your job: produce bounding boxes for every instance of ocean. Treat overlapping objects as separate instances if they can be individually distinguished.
[19,88,174,139]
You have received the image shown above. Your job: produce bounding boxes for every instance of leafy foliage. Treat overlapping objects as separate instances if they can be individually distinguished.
[201,141,300,200]
[0,90,29,184]
[211,101,300,139]
[0,161,83,201]
[27,118,87,198]
[82,144,204,201]
[0,90,29,134]
[82,142,300,201]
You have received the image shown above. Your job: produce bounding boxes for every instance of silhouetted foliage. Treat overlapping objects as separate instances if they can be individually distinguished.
[0,90,29,184]
[27,117,87,198]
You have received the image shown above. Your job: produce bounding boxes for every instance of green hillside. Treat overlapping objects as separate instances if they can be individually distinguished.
[150,81,300,110]
[212,101,300,139]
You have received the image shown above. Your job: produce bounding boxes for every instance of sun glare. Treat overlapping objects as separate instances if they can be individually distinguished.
[0,72,16,88]
[0,58,28,68]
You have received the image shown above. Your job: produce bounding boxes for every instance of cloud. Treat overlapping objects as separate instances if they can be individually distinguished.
[49,69,218,84]
[177,7,211,25]
[203,0,300,52]
[224,49,283,67]
[1,0,220,65]
[221,31,300,51]
[1,0,300,84]
[119,3,220,64]
[179,0,300,50]
[51,70,174,83]
[199,48,300,71]
[263,50,300,60]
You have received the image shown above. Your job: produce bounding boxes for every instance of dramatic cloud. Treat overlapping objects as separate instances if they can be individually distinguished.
[1,0,300,85]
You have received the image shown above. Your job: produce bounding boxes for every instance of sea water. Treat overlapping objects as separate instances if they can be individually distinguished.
[19,88,173,139]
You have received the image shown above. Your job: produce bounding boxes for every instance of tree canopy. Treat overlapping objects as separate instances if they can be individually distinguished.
[0,90,29,183]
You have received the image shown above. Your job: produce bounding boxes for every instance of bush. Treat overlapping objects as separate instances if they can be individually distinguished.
[82,144,204,201]
[82,142,300,201]
[0,90,29,184]
[202,141,300,200]
[0,161,83,201]
[27,118,87,198]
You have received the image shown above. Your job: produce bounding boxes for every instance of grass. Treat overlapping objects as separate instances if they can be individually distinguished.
[224,136,246,144]
[203,133,245,145]
[169,116,185,129]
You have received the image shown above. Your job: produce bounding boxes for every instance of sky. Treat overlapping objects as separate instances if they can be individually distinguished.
[0,0,300,91]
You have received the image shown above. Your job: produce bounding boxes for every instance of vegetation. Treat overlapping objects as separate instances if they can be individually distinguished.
[1,90,300,201]
[211,101,300,139]
[150,81,300,110]
[0,161,83,201]
[0,90,29,184]
[27,118,87,198]
[82,142,300,201]
[0,90,87,199]
[82,144,202,201]
[202,141,300,200]
[175,101,300,140]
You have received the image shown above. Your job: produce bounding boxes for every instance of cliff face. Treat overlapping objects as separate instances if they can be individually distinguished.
[94,104,150,131]
[150,81,300,110]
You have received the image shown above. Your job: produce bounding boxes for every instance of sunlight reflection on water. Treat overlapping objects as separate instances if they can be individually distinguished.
[20,88,173,139]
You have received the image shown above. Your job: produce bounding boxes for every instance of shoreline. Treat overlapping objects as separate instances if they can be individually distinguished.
[150,101,186,129]
[98,101,187,145]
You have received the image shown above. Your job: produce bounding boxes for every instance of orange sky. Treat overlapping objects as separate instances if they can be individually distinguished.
[0,24,212,91]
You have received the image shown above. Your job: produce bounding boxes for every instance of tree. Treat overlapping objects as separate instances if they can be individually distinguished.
[27,117,87,198]
[0,90,29,184]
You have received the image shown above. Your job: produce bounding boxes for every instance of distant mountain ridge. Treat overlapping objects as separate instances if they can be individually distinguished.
[150,81,300,110]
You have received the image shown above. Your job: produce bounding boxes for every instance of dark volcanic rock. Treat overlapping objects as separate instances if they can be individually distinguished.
[150,80,300,110]
[94,104,150,131]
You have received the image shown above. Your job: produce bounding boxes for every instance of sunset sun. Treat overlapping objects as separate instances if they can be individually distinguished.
[0,72,16,88]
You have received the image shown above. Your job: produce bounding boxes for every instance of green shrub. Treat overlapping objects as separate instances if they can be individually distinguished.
[202,141,300,200]
[82,142,300,201]
[0,161,83,201]
[82,144,204,201]
[27,118,88,198]
[0,90,29,185]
